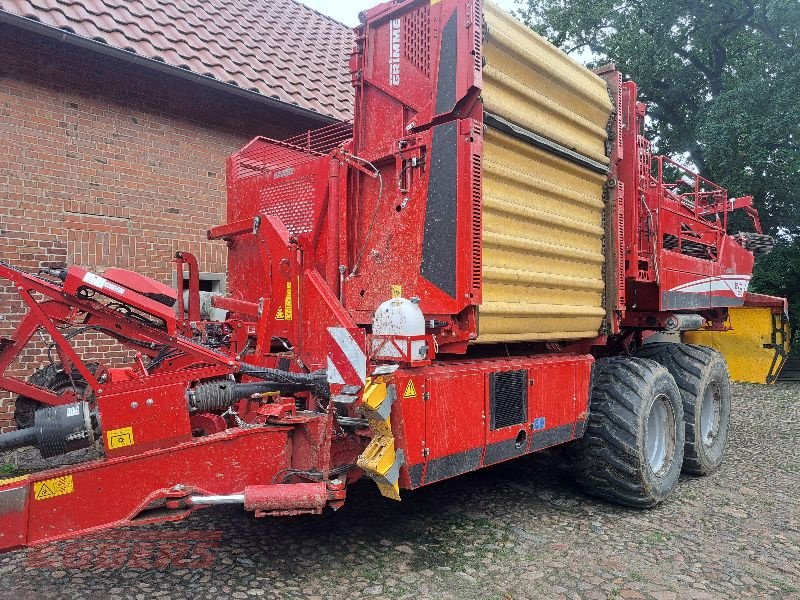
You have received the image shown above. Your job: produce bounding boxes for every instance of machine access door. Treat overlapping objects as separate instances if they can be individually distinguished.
[422,367,486,485]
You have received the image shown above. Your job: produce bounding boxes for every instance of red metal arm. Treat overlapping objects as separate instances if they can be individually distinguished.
[729,196,763,233]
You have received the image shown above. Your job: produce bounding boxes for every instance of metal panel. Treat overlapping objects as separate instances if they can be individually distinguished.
[478,127,607,342]
[421,121,460,297]
[435,12,459,115]
[483,0,613,164]
[683,307,790,384]
[424,370,485,481]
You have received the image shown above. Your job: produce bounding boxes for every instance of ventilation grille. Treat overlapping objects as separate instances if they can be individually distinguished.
[403,5,431,77]
[472,0,483,71]
[471,139,483,293]
[258,175,315,235]
[616,180,625,305]
[637,136,651,192]
[613,73,624,158]
[490,370,528,430]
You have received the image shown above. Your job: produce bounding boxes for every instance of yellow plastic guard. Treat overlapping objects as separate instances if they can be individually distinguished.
[362,378,387,412]
[357,433,402,500]
[683,307,790,384]
[357,378,403,499]
[478,2,613,343]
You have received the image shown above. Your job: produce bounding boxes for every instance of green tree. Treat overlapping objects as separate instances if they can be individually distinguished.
[516,0,799,237]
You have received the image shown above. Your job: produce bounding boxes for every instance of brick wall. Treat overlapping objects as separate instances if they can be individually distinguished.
[0,24,327,431]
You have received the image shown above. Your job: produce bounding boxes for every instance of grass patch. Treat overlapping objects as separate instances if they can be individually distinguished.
[644,531,673,544]
[771,578,799,593]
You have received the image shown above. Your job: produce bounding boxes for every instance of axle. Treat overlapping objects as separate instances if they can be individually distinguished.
[0,374,326,460]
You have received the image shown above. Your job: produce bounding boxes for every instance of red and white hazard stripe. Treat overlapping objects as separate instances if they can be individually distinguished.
[326,327,367,385]
[669,274,750,298]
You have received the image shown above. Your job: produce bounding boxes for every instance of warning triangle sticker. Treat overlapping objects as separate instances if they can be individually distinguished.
[35,483,54,500]
[403,380,417,399]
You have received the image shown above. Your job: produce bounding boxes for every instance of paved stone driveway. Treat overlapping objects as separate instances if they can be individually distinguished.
[0,382,797,599]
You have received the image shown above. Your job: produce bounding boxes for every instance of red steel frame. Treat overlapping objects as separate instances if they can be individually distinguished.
[602,74,757,322]
[0,0,778,552]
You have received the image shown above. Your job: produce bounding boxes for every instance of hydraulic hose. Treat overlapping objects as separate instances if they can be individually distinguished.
[237,364,330,399]
[187,380,315,413]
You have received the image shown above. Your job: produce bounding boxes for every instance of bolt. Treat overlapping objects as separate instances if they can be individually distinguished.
[146,399,154,406]
[131,401,138,409]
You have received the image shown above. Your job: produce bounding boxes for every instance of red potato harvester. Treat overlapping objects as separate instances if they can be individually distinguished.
[0,0,788,551]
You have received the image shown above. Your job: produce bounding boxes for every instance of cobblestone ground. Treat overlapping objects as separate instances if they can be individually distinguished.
[0,382,797,600]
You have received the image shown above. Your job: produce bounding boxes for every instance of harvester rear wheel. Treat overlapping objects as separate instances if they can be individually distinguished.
[568,357,685,508]
[636,343,731,476]
[14,363,98,429]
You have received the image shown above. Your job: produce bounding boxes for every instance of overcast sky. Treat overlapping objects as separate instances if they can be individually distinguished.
[298,0,520,26]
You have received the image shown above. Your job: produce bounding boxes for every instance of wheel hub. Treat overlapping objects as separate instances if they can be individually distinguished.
[645,394,676,476]
[700,383,721,447]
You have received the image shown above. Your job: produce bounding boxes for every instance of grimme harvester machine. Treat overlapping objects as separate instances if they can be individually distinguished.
[0,0,788,551]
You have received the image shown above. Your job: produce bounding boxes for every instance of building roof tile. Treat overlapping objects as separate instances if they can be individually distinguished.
[0,0,355,121]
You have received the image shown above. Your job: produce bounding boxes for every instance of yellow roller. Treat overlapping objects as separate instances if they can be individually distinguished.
[477,2,613,343]
[683,307,791,384]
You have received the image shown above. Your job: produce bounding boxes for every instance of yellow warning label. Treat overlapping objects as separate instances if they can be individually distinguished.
[391,284,402,299]
[275,283,293,321]
[34,475,74,500]
[0,474,29,487]
[106,426,135,450]
[284,282,293,321]
[403,379,417,399]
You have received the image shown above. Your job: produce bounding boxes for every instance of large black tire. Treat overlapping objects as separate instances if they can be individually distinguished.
[14,363,98,429]
[636,343,731,476]
[568,357,685,508]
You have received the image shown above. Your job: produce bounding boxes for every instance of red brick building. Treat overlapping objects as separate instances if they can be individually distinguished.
[0,0,353,430]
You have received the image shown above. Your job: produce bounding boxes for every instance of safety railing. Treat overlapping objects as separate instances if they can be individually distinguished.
[652,155,729,230]
[230,122,353,181]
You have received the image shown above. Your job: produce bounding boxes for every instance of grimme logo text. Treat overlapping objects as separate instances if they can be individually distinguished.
[389,18,401,86]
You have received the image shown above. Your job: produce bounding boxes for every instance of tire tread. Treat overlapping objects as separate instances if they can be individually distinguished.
[568,357,684,508]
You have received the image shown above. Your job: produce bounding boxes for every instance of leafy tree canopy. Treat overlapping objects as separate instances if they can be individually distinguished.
[517,0,799,237]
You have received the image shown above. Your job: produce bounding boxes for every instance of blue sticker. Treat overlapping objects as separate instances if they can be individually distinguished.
[532,417,546,431]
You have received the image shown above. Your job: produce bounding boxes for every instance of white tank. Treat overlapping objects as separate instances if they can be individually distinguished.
[372,297,427,361]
